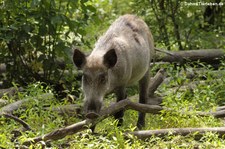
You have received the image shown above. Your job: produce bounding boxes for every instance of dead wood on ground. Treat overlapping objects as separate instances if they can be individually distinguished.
[21,67,225,145]
[22,99,164,145]
[149,69,166,96]
[22,98,225,145]
[0,87,24,98]
[128,127,225,139]
[197,109,225,118]
[0,99,8,107]
[2,113,32,131]
[147,68,166,105]
[0,93,53,115]
[156,49,225,65]
[44,104,82,117]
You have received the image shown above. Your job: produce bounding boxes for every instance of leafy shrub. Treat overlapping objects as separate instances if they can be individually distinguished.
[0,0,98,87]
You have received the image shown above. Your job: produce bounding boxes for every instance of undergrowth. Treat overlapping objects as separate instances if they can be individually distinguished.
[1,62,225,148]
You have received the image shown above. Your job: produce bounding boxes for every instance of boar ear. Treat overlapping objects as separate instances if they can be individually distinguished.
[73,49,86,69]
[103,49,117,68]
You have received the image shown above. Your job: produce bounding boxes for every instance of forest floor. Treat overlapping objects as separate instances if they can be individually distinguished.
[1,62,225,148]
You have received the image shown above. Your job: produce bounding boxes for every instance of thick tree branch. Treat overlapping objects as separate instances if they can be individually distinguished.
[149,69,166,96]
[197,110,225,118]
[128,127,225,139]
[156,49,225,65]
[23,99,164,145]
[217,106,225,111]
[0,93,53,115]
[23,119,90,146]
[22,98,225,145]
[0,87,24,98]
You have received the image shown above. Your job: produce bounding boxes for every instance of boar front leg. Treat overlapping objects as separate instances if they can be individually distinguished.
[137,69,150,129]
[114,86,127,126]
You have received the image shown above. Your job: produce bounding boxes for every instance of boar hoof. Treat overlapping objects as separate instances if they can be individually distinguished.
[86,112,99,119]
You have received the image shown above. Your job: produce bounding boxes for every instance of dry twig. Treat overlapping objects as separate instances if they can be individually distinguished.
[2,113,32,131]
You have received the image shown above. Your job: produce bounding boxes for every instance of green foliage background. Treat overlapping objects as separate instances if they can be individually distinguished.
[0,0,98,87]
[0,0,224,88]
[0,0,225,148]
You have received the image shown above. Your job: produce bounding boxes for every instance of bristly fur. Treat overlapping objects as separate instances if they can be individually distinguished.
[73,14,155,129]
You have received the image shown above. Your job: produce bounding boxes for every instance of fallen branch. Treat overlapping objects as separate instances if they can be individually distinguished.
[0,93,53,115]
[43,98,225,119]
[147,96,163,105]
[0,99,8,107]
[128,127,225,139]
[197,109,225,118]
[23,119,90,146]
[20,66,225,145]
[0,98,30,115]
[217,106,225,111]
[23,97,225,146]
[210,110,225,118]
[149,69,166,96]
[0,87,24,98]
[146,68,166,105]
[21,68,166,145]
[156,49,225,65]
[2,113,32,131]
[22,99,164,145]
[44,104,82,117]
[21,97,225,145]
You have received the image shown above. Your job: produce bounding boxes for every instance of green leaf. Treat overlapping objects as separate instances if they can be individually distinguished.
[86,5,96,12]
[51,15,63,25]
[39,24,48,36]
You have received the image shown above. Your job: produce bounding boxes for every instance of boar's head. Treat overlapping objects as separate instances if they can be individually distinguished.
[73,49,117,119]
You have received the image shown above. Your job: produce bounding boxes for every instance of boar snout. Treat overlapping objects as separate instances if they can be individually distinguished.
[84,99,102,119]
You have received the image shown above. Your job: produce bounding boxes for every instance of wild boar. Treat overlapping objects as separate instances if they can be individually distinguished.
[73,14,154,129]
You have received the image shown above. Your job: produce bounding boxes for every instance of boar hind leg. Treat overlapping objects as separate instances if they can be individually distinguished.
[137,69,150,129]
[114,87,127,126]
